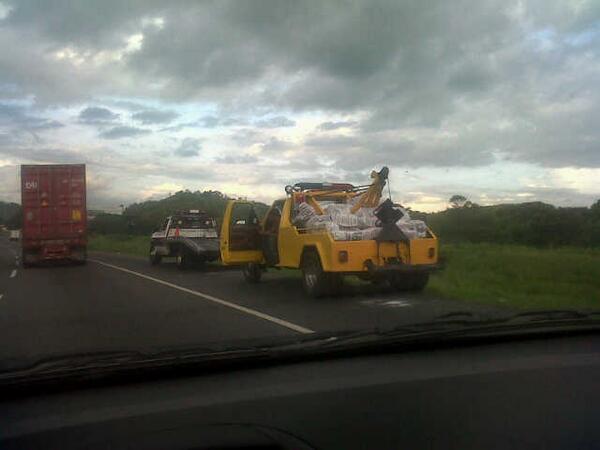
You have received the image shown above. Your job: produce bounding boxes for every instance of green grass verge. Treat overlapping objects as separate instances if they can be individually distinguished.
[427,243,600,310]
[88,234,149,258]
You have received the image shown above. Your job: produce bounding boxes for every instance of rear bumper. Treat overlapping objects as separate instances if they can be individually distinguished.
[363,260,442,275]
[180,238,220,259]
[22,242,86,262]
[324,238,439,272]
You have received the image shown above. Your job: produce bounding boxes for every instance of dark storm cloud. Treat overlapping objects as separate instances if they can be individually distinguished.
[0,145,81,163]
[3,0,152,48]
[109,100,147,111]
[159,120,200,132]
[199,115,248,128]
[0,102,64,130]
[78,106,120,124]
[0,0,598,173]
[254,116,295,128]
[131,108,179,125]
[99,125,150,139]
[303,130,497,169]
[173,137,200,157]
[201,116,220,128]
[317,121,358,131]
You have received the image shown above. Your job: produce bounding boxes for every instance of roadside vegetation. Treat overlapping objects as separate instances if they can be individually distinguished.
[428,244,600,310]
[88,234,148,258]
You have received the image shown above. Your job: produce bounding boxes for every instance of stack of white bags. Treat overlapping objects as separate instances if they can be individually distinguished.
[293,200,428,241]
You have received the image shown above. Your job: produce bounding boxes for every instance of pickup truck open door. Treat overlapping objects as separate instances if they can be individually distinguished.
[220,200,264,265]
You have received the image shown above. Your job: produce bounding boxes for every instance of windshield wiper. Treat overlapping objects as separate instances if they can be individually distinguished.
[2,310,599,392]
[0,346,276,388]
[291,309,600,353]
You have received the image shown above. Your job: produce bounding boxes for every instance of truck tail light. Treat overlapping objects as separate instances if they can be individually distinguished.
[428,247,435,258]
[338,250,348,263]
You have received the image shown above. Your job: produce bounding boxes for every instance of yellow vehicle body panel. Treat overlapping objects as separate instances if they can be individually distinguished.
[219,200,263,265]
[221,198,439,273]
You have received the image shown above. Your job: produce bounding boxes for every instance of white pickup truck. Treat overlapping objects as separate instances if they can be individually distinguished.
[149,210,220,269]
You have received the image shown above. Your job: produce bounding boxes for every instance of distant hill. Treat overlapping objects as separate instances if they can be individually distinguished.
[90,190,270,235]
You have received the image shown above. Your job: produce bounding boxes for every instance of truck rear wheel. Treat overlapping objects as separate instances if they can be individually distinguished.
[21,250,37,268]
[21,251,32,269]
[176,249,189,270]
[301,250,341,298]
[390,272,429,292]
[149,245,162,265]
[410,273,429,291]
[242,263,262,283]
[71,247,87,265]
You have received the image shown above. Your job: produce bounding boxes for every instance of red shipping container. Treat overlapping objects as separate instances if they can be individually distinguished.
[21,164,87,266]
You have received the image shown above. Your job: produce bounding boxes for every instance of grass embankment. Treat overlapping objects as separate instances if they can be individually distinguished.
[89,234,600,310]
[428,243,600,310]
[88,234,148,258]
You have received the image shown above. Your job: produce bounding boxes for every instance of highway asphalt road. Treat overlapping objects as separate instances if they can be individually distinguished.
[0,235,509,370]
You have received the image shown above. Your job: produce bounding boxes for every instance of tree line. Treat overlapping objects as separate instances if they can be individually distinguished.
[411,198,600,248]
[2,193,599,248]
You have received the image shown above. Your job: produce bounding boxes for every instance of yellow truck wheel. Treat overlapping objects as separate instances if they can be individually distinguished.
[390,272,429,292]
[301,250,342,297]
[410,273,429,291]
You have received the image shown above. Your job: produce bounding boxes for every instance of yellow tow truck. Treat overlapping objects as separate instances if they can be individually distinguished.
[220,167,440,297]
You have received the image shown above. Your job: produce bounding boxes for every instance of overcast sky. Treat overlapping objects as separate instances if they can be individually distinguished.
[0,0,598,211]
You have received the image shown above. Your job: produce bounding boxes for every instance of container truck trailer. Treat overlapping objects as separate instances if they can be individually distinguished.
[20,164,87,267]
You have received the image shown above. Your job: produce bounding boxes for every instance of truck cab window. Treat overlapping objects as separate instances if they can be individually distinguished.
[229,203,261,251]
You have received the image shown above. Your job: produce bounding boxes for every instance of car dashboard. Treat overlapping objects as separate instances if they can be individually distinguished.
[2,333,600,449]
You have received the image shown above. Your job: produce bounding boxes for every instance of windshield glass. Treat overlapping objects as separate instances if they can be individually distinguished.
[0,0,599,377]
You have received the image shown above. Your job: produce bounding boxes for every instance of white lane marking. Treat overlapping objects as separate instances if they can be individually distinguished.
[0,294,3,301]
[90,259,315,335]
[381,300,412,308]
[9,269,17,278]
[359,298,413,308]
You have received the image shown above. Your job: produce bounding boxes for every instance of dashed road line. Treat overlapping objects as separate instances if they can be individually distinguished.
[90,259,315,335]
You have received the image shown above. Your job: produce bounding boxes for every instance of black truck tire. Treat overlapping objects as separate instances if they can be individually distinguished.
[329,272,344,296]
[390,272,430,292]
[71,247,87,265]
[242,263,262,283]
[149,245,162,265]
[176,248,189,270]
[21,251,32,269]
[301,249,341,298]
[76,249,87,265]
[409,272,430,291]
